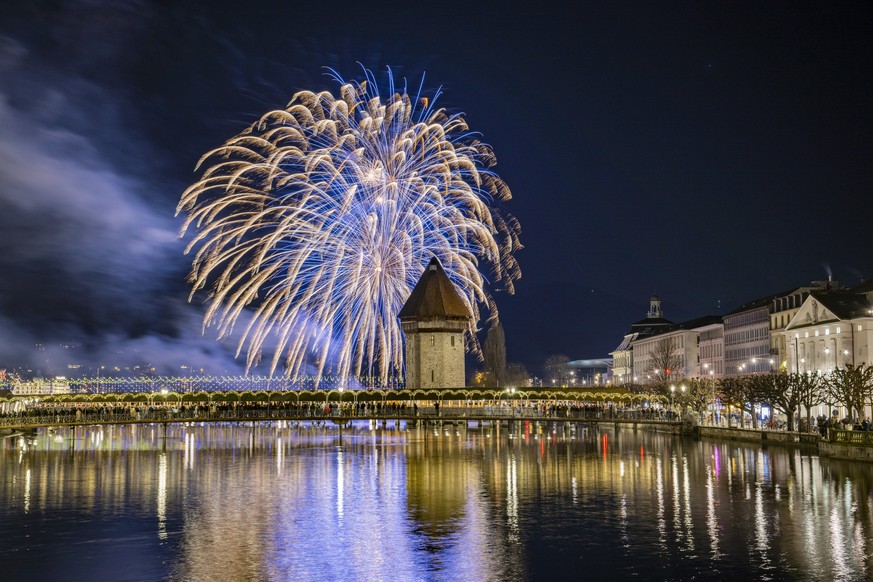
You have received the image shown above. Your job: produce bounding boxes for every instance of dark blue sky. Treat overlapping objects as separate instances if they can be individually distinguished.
[0,1,871,375]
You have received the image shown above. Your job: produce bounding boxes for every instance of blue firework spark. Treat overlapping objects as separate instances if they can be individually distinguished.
[176,68,521,386]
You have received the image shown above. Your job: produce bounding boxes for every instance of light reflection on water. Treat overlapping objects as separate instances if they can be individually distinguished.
[1,422,872,581]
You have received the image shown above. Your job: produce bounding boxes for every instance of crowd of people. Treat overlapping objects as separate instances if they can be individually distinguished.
[4,400,870,441]
[814,415,873,436]
[1,399,677,427]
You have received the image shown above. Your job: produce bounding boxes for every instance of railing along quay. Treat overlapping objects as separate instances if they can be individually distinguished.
[828,428,873,446]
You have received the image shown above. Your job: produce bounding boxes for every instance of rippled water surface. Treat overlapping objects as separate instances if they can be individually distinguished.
[2,422,872,580]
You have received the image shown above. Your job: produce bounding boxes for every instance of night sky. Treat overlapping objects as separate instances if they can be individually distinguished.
[1,2,871,377]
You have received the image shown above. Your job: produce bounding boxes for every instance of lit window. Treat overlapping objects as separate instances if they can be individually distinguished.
[859,325,864,332]
[815,330,819,337]
[825,328,830,335]
[430,335,435,347]
[836,326,841,334]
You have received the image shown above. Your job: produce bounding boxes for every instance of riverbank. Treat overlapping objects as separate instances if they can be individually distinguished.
[696,425,873,463]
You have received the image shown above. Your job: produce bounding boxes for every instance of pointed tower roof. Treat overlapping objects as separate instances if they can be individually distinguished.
[399,258,471,320]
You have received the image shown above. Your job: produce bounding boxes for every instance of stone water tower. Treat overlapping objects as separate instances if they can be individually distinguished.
[399,258,471,389]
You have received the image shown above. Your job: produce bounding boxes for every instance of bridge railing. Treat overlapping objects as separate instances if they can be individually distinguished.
[0,404,681,428]
[829,428,873,446]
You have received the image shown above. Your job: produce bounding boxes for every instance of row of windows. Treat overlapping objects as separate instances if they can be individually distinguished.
[771,292,807,312]
[700,344,723,359]
[724,308,768,327]
[724,327,768,345]
[725,346,770,360]
[792,326,845,339]
[700,361,724,375]
[634,337,686,356]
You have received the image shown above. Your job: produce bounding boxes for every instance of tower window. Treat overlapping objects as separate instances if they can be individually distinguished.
[431,370,434,382]
[430,335,435,347]
[451,336,455,347]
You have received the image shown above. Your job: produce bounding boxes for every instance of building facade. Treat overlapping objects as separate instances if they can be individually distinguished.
[780,290,873,375]
[723,299,773,376]
[724,284,832,375]
[697,321,725,378]
[610,295,673,385]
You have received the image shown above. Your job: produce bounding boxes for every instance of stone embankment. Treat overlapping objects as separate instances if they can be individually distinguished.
[697,425,873,462]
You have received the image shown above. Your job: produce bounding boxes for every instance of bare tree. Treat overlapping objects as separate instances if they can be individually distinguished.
[752,372,798,430]
[718,375,763,428]
[505,362,530,388]
[793,372,825,430]
[544,354,570,386]
[483,322,507,387]
[648,337,682,384]
[823,364,873,422]
[684,377,716,418]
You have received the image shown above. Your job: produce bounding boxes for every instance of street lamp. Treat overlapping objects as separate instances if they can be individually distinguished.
[680,384,686,416]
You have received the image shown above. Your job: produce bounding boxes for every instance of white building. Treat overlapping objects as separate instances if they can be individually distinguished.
[781,288,873,375]
[697,320,725,378]
[724,284,830,376]
[12,376,71,396]
[610,295,673,385]
[770,286,827,368]
[776,283,873,420]
[631,316,721,383]
[609,295,726,385]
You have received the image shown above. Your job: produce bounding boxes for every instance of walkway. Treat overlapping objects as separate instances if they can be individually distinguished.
[1,407,681,431]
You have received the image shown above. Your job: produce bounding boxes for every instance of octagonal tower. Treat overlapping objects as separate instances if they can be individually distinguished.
[399,258,471,389]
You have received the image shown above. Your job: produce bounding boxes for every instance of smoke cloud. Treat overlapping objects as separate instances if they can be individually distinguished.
[0,15,247,376]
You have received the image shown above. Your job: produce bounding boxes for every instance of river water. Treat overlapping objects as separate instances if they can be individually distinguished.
[1,421,871,581]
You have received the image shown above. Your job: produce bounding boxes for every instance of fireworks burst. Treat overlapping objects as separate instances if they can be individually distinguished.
[177,68,521,386]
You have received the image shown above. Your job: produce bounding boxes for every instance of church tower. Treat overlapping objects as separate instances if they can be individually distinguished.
[647,294,663,319]
[399,258,471,389]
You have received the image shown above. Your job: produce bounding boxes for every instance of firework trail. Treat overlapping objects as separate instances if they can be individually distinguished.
[177,68,521,386]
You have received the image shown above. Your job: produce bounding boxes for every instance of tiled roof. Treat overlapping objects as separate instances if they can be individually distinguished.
[398,258,471,320]
[812,291,871,320]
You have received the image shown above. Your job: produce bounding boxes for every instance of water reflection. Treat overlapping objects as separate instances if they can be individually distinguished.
[1,423,872,580]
